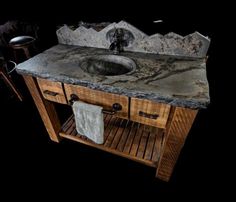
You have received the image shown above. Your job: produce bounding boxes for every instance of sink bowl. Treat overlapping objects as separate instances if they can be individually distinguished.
[79,55,136,76]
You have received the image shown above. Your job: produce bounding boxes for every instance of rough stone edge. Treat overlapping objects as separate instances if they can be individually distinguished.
[56,21,211,57]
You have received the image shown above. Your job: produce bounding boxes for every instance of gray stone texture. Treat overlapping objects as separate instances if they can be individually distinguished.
[16,44,210,109]
[56,21,210,57]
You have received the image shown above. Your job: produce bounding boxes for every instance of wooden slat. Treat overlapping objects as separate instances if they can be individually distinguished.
[64,84,129,119]
[23,75,61,142]
[116,121,132,152]
[104,116,117,141]
[60,131,157,167]
[156,107,198,181]
[67,121,75,135]
[62,115,74,131]
[59,115,164,168]
[123,122,139,154]
[104,114,110,125]
[104,114,112,128]
[71,127,77,136]
[144,127,157,160]
[104,118,122,147]
[152,129,163,162]
[130,98,171,128]
[110,119,127,149]
[136,126,150,158]
[130,124,144,156]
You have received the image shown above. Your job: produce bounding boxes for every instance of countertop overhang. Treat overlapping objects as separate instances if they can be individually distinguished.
[16,44,210,109]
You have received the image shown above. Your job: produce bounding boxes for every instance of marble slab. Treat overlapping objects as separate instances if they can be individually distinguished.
[16,44,210,109]
[56,21,210,57]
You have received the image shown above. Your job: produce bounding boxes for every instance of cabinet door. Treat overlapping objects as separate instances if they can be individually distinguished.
[130,98,171,128]
[64,84,129,119]
[37,78,67,104]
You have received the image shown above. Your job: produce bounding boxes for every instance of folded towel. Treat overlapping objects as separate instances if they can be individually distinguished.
[72,101,104,144]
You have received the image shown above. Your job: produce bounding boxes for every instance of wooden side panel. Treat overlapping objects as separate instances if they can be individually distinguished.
[130,98,171,128]
[23,75,61,142]
[64,84,129,119]
[37,78,67,104]
[156,107,198,181]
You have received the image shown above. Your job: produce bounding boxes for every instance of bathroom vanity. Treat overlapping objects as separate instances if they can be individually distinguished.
[16,43,209,181]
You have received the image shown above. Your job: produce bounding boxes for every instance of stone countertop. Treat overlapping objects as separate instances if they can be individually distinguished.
[16,44,210,109]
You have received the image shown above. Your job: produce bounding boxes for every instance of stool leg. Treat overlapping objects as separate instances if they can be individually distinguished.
[23,48,31,59]
[13,50,18,63]
[0,72,23,101]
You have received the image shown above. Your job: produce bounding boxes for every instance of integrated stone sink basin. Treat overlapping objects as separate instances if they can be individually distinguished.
[79,55,136,76]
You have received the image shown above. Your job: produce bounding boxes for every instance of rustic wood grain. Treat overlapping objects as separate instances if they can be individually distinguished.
[144,127,157,160]
[151,128,164,163]
[64,84,129,119]
[60,115,164,168]
[130,98,171,128]
[123,122,139,154]
[116,121,132,152]
[104,116,117,141]
[156,107,198,181]
[129,124,144,156]
[23,75,61,142]
[104,118,122,147]
[110,119,127,149]
[37,78,67,104]
[136,125,150,158]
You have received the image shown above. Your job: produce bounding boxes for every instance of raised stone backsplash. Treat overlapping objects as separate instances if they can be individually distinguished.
[56,20,210,57]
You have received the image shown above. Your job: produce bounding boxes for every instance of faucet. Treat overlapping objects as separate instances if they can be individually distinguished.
[109,28,128,54]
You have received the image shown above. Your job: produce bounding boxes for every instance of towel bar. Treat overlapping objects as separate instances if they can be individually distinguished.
[69,93,122,115]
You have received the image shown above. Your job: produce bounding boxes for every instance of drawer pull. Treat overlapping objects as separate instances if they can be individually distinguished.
[43,90,58,96]
[102,110,116,115]
[112,103,122,111]
[139,111,159,119]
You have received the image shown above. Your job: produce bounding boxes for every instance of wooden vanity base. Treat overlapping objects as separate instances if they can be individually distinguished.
[23,75,198,181]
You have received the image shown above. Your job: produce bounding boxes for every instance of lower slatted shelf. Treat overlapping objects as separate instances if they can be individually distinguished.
[59,114,164,167]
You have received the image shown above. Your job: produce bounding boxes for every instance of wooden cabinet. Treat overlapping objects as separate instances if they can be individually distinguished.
[36,79,171,124]
[130,98,171,129]
[64,84,129,119]
[25,75,198,181]
[37,78,67,104]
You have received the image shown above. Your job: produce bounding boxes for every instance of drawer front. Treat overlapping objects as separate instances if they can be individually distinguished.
[65,84,129,119]
[37,78,67,104]
[130,98,171,128]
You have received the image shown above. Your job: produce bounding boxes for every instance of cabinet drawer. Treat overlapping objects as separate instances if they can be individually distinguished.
[130,98,171,128]
[64,84,129,119]
[37,78,67,104]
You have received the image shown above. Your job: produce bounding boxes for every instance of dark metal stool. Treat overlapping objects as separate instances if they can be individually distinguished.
[0,60,23,101]
[9,36,36,62]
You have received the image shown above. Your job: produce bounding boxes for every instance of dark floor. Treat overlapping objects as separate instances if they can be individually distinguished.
[0,6,228,197]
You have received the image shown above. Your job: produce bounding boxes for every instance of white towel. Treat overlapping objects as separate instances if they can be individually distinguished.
[72,101,104,144]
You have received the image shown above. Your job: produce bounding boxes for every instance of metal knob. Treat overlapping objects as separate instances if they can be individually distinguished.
[112,103,122,111]
[69,94,79,105]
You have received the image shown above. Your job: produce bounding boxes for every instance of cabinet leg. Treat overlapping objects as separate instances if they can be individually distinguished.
[156,107,198,181]
[23,75,61,142]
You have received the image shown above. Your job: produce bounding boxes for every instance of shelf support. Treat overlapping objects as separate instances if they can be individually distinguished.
[23,75,62,142]
[156,107,198,181]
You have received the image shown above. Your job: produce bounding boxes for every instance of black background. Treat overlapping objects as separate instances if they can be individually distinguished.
[0,0,232,198]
